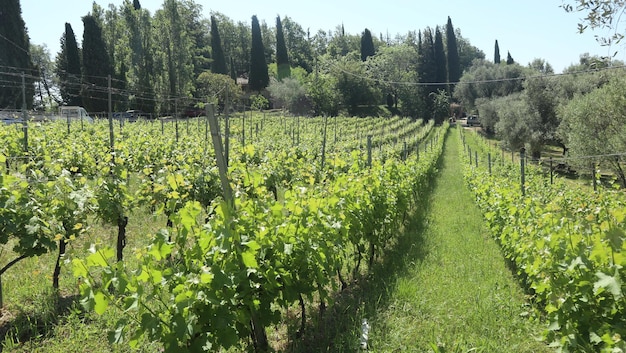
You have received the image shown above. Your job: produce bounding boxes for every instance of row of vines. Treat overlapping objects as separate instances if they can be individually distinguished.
[459,127,626,352]
[1,114,446,351]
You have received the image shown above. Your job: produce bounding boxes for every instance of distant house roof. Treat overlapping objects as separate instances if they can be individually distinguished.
[236,77,249,85]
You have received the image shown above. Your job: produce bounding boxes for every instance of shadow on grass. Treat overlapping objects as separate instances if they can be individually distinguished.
[282,143,446,352]
[0,292,81,352]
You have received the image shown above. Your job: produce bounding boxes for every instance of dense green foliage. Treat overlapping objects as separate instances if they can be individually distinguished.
[461,128,626,352]
[559,72,626,186]
[2,0,492,119]
[0,0,34,109]
[0,114,445,351]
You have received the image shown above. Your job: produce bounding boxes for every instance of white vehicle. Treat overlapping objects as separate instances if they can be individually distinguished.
[59,106,93,123]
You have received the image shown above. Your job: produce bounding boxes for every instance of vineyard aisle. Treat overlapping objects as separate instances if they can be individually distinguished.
[370,127,552,352]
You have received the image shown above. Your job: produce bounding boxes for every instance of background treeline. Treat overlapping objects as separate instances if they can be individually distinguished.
[3,0,485,121]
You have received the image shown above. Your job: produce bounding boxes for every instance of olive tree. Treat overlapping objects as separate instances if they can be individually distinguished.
[558,72,626,187]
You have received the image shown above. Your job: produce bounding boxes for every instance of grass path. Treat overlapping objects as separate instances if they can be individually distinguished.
[369,127,552,352]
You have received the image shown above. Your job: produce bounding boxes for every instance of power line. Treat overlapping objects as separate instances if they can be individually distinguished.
[0,33,30,55]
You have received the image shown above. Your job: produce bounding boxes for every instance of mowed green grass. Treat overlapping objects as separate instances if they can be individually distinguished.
[368,128,552,352]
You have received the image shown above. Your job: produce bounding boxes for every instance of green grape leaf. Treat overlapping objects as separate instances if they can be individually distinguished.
[241,250,258,269]
[94,291,109,314]
[594,270,622,299]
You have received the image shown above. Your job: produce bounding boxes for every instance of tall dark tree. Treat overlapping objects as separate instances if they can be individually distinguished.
[81,14,111,113]
[133,0,141,10]
[494,39,501,64]
[417,28,437,120]
[56,23,82,106]
[275,16,291,80]
[506,51,515,65]
[249,15,269,91]
[445,17,461,88]
[434,26,447,84]
[360,28,375,61]
[0,0,34,109]
[210,15,228,75]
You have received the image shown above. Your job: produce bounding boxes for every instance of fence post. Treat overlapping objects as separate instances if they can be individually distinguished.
[21,73,28,153]
[591,162,597,192]
[321,116,328,170]
[403,141,407,161]
[207,104,233,208]
[474,151,478,168]
[469,146,472,165]
[367,135,372,168]
[108,75,114,151]
[549,157,553,185]
[416,142,419,161]
[488,153,492,175]
[520,148,526,196]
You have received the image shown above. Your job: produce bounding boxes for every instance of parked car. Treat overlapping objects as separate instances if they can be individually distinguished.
[59,106,94,123]
[466,115,480,127]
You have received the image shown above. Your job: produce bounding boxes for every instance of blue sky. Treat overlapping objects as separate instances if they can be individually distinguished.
[20,0,621,73]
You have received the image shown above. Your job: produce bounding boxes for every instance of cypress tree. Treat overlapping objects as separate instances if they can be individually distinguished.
[360,28,375,61]
[506,51,515,64]
[434,27,447,84]
[494,39,501,64]
[81,14,111,113]
[418,28,437,121]
[249,15,269,91]
[0,0,34,109]
[56,23,82,106]
[445,17,460,87]
[210,15,228,75]
[276,16,291,80]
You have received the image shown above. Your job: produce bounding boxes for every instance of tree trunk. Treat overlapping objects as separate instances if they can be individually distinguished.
[353,245,362,278]
[117,216,128,262]
[52,238,67,290]
[250,311,268,352]
[337,267,347,291]
[296,293,306,338]
[166,215,173,242]
[614,157,626,188]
